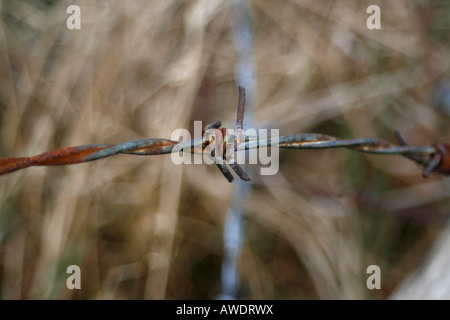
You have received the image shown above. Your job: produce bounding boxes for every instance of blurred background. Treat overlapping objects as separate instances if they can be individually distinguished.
[0,0,449,299]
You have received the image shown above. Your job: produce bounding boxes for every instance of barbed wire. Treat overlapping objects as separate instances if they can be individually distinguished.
[0,87,449,181]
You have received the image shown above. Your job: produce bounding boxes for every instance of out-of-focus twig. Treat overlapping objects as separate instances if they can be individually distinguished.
[219,0,257,300]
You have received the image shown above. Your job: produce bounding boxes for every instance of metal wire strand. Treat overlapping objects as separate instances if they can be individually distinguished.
[0,87,448,180]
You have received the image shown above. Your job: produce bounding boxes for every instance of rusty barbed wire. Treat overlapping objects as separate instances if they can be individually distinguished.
[0,87,449,181]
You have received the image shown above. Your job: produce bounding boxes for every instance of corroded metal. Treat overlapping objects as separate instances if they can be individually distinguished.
[0,87,448,181]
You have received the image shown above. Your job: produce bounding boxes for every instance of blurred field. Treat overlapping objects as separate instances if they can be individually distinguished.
[0,0,449,299]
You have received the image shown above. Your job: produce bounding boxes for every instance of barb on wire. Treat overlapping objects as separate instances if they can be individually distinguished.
[0,87,449,180]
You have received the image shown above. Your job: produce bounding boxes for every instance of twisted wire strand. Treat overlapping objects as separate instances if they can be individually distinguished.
[0,87,448,180]
[0,139,178,176]
[240,133,436,161]
[0,132,441,177]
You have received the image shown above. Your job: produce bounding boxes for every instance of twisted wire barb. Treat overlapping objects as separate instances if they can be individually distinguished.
[0,87,449,180]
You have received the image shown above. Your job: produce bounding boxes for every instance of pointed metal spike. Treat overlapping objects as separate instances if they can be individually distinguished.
[422,153,441,178]
[205,120,222,130]
[214,158,234,182]
[229,162,251,181]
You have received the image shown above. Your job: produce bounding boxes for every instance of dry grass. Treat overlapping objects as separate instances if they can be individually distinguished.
[0,0,449,299]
